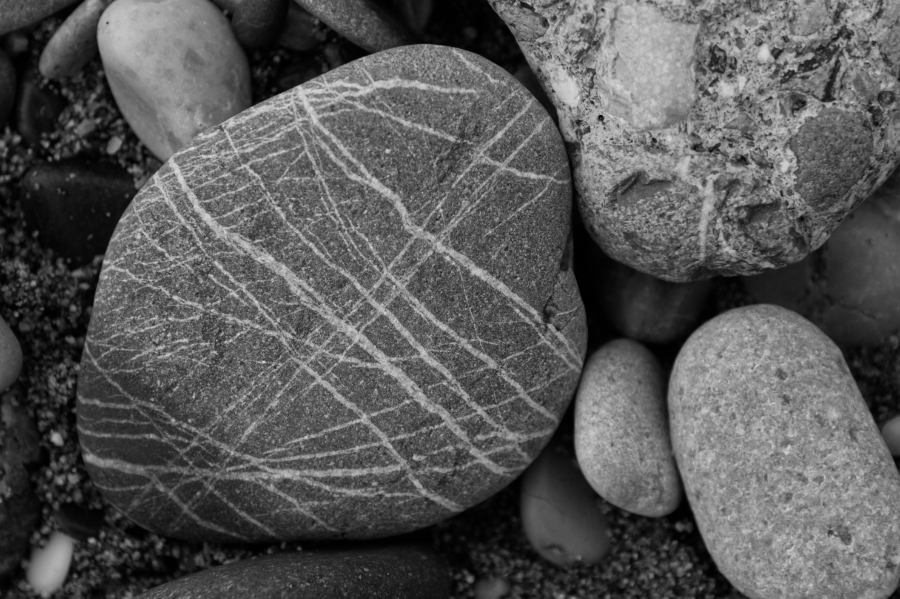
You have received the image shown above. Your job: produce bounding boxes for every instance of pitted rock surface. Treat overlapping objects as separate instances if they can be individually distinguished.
[76,44,585,543]
[670,305,900,599]
[486,0,900,281]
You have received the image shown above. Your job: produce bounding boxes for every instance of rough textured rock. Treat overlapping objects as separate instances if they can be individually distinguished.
[39,0,114,80]
[76,44,585,543]
[0,0,80,36]
[574,339,681,517]
[670,304,900,599]
[486,0,900,281]
[135,544,450,598]
[295,0,413,53]
[97,0,252,161]
[743,166,900,347]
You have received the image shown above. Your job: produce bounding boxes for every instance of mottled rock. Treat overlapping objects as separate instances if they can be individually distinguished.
[0,316,21,392]
[230,0,290,49]
[295,0,413,52]
[0,0,80,36]
[76,44,585,542]
[520,444,610,567]
[0,50,14,127]
[486,0,900,281]
[20,158,137,265]
[39,0,114,80]
[670,304,900,599]
[97,0,252,161]
[743,167,900,347]
[15,75,67,148]
[574,339,681,517]
[135,544,449,598]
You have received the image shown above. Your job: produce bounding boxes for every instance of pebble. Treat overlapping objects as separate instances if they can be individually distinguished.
[0,315,22,392]
[39,0,114,80]
[670,304,900,599]
[76,45,585,542]
[276,1,323,51]
[134,543,450,598]
[486,0,900,281]
[231,0,289,49]
[473,576,510,599]
[0,0,81,36]
[15,75,67,148]
[19,158,137,265]
[295,0,413,52]
[743,166,900,347]
[52,505,105,542]
[0,49,15,127]
[25,531,75,597]
[574,339,682,517]
[520,445,610,567]
[97,0,252,161]
[881,416,900,457]
[389,0,433,35]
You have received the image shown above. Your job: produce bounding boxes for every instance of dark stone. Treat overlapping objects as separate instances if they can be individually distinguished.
[789,108,873,210]
[0,0,80,36]
[135,543,450,599]
[15,75,67,148]
[76,45,586,543]
[294,0,413,52]
[232,0,290,49]
[276,2,324,52]
[53,504,105,542]
[20,158,137,265]
[0,50,14,127]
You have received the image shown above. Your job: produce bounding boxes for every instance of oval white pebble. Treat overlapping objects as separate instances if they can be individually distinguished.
[26,531,75,597]
[882,415,900,457]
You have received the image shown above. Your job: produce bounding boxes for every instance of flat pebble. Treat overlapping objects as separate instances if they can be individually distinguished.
[881,416,900,457]
[25,531,74,597]
[231,0,289,49]
[15,75,67,148]
[574,339,682,517]
[76,45,585,542]
[0,316,22,392]
[39,0,114,80]
[0,0,80,36]
[0,49,14,127]
[135,544,450,598]
[520,445,610,567]
[295,0,413,52]
[670,304,900,599]
[97,0,252,161]
[20,158,137,265]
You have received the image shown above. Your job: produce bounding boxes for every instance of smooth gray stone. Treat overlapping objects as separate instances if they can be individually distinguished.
[76,44,585,543]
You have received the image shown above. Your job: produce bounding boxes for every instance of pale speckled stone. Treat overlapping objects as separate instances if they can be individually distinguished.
[670,304,900,599]
[574,339,681,517]
[486,0,900,281]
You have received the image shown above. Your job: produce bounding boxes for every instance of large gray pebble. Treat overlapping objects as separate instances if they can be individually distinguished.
[0,0,80,36]
[574,339,681,517]
[670,304,900,599]
[295,0,412,52]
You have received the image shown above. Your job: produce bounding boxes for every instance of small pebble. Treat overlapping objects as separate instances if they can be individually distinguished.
[97,0,252,161]
[295,0,413,52]
[473,576,510,599]
[881,416,900,457]
[0,315,22,392]
[39,0,115,79]
[15,75,68,148]
[52,505,105,542]
[231,0,289,49]
[0,49,15,126]
[26,531,75,597]
[276,1,323,51]
[520,445,610,567]
[389,0,433,35]
[0,0,81,36]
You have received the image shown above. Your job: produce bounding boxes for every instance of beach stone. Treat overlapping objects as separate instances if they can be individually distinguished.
[15,75,67,148]
[20,158,137,265]
[743,166,900,347]
[881,416,900,458]
[135,543,449,598]
[230,0,290,49]
[520,444,610,567]
[295,0,413,52]
[97,0,252,161]
[574,339,681,517]
[0,50,14,127]
[39,0,114,80]
[486,0,900,281]
[76,44,585,543]
[0,0,80,36]
[276,2,323,51]
[389,0,433,35]
[0,316,21,392]
[670,304,900,599]
[25,531,74,596]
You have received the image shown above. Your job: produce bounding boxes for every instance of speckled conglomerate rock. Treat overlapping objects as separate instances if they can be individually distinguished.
[486,0,900,281]
[670,304,900,599]
[76,44,586,543]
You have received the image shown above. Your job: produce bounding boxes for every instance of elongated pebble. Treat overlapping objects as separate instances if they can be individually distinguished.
[0,315,22,392]
[26,531,74,597]
[39,0,114,79]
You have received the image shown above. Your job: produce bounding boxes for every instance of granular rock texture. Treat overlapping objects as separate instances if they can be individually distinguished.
[486,0,900,281]
[76,44,585,543]
[670,304,900,599]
